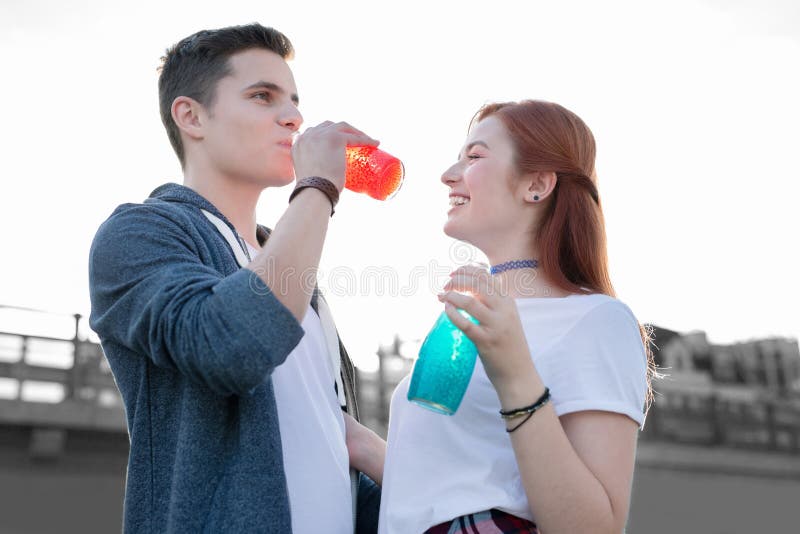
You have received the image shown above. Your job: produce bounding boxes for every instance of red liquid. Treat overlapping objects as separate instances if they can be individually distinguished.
[345,146,404,201]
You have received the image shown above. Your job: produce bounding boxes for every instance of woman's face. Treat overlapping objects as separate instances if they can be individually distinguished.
[441,116,526,250]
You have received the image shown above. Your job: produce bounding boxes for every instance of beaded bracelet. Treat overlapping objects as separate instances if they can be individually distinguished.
[500,387,551,433]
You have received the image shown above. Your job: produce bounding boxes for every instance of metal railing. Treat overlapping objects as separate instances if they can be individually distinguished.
[1,309,798,455]
[357,343,800,454]
[641,391,800,454]
[0,309,125,432]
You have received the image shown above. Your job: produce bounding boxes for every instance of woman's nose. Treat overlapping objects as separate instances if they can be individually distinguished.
[441,163,462,186]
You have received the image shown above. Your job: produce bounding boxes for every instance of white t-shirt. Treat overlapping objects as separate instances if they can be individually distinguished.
[245,243,352,533]
[378,293,648,534]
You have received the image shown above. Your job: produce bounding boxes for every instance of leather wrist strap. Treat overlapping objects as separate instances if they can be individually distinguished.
[289,176,340,216]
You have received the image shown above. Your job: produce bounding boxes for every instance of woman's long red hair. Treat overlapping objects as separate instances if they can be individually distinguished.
[476,100,657,411]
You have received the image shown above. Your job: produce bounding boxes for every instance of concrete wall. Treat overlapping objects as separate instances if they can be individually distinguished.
[0,426,126,534]
[2,430,798,533]
[628,441,800,533]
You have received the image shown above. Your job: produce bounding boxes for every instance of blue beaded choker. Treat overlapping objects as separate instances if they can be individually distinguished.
[490,259,539,275]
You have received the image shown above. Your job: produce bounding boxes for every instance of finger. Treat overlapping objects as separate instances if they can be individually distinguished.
[444,274,503,307]
[443,302,485,343]
[449,266,495,294]
[437,291,492,325]
[450,264,492,279]
[333,122,380,146]
[302,120,333,133]
[443,274,491,296]
[343,133,380,147]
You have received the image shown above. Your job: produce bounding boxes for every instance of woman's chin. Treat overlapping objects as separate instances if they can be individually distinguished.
[443,220,467,241]
[442,220,456,238]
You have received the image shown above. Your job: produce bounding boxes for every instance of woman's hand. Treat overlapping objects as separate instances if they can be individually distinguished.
[439,264,543,404]
[342,411,386,486]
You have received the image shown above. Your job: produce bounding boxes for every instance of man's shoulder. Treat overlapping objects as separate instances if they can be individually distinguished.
[97,196,198,238]
[89,196,211,272]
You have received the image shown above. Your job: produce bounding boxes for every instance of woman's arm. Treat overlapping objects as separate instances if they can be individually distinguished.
[496,364,638,534]
[440,265,639,534]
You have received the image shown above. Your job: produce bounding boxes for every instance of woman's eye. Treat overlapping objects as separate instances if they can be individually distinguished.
[467,154,481,160]
[254,92,272,102]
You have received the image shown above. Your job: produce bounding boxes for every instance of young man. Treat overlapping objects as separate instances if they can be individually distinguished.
[89,24,385,533]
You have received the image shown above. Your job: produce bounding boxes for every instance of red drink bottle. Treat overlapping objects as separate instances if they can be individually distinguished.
[345,146,404,200]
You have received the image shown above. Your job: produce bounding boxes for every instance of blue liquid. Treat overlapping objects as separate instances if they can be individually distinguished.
[407,311,479,415]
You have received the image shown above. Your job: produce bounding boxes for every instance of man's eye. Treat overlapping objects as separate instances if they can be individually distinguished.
[467,154,481,160]
[254,92,272,101]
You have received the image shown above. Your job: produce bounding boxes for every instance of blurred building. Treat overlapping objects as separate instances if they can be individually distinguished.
[643,326,800,452]
[2,308,799,534]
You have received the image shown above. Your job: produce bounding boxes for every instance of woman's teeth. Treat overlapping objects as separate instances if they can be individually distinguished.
[450,197,470,207]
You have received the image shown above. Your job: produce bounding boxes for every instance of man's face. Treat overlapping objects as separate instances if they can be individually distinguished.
[199,48,302,187]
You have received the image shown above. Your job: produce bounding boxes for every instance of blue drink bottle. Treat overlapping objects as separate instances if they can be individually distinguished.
[407,310,479,415]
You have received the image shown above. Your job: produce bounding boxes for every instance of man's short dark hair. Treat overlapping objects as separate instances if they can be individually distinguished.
[158,23,294,167]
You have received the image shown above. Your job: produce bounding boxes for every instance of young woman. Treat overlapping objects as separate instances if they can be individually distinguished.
[378,100,655,533]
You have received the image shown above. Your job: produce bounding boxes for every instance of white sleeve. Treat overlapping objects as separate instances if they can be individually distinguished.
[546,300,648,427]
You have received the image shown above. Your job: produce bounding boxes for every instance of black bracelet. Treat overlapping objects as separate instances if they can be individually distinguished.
[506,410,537,433]
[289,176,340,216]
[500,387,551,434]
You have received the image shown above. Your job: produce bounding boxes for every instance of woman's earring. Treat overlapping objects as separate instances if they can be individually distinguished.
[533,195,540,202]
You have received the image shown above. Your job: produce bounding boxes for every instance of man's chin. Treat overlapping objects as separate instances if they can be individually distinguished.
[275,174,296,187]
[258,171,295,188]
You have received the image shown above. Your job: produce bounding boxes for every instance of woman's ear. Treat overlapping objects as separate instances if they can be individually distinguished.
[522,171,558,203]
[171,96,206,141]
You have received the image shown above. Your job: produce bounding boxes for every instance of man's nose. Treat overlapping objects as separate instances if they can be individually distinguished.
[279,104,303,132]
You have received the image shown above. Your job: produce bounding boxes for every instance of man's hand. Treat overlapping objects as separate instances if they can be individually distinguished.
[292,121,379,191]
[343,411,386,486]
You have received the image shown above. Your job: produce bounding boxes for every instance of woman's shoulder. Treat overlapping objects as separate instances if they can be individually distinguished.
[516,292,635,319]
[515,293,641,353]
[568,293,640,330]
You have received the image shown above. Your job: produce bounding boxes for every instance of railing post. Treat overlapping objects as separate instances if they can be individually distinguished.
[377,347,387,428]
[765,401,777,451]
[18,335,28,400]
[67,313,83,401]
[645,396,660,440]
[710,394,724,445]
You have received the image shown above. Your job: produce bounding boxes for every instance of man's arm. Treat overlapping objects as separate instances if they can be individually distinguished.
[89,204,305,396]
[247,121,378,321]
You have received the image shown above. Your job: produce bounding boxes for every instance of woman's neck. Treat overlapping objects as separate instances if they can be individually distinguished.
[485,244,572,299]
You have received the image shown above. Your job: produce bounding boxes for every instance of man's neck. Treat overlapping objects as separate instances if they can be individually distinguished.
[183,168,262,248]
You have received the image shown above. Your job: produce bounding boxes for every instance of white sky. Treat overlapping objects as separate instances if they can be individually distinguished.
[0,0,798,371]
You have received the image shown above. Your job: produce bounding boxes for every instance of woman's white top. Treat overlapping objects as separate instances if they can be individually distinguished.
[378,293,648,534]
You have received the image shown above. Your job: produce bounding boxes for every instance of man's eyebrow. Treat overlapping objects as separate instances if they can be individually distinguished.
[458,140,490,159]
[243,81,299,105]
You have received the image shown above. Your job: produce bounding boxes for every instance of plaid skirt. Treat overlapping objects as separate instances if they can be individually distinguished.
[424,508,539,534]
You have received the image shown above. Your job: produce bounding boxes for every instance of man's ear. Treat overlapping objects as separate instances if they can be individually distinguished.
[171,96,205,141]
[521,171,558,203]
